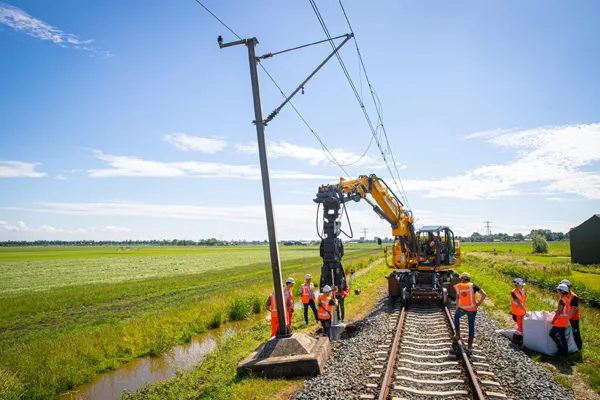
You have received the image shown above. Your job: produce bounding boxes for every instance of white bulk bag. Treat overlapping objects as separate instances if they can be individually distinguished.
[522,311,578,355]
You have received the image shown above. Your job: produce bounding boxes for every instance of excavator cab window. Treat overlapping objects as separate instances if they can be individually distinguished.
[446,229,456,265]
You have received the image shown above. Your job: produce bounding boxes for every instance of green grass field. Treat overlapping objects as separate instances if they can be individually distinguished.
[459,255,600,394]
[0,245,383,399]
[461,240,571,256]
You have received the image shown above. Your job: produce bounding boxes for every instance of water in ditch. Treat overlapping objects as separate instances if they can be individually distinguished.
[58,314,264,400]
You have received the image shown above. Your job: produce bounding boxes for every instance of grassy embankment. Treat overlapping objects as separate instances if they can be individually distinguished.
[0,245,383,400]
[120,253,392,400]
[460,241,600,394]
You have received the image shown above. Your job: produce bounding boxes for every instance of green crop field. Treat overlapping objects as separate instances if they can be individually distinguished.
[461,240,571,256]
[0,245,383,399]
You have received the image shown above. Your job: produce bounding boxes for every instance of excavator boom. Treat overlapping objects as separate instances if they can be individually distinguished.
[314,174,461,304]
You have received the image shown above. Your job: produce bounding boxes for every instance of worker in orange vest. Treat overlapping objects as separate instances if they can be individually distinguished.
[510,278,528,337]
[300,274,319,325]
[317,285,338,337]
[453,272,486,357]
[283,277,295,327]
[336,282,350,322]
[265,279,294,338]
[549,283,572,356]
[561,279,582,350]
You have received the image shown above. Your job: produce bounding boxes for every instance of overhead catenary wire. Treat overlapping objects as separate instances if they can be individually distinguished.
[337,0,413,212]
[191,0,368,177]
[193,0,241,40]
[307,0,412,211]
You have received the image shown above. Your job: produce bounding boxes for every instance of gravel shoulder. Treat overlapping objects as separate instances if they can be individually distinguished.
[292,296,577,400]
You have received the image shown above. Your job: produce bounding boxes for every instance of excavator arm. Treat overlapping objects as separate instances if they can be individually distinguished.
[314,174,418,291]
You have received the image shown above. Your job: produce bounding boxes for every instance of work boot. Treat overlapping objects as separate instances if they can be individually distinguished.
[453,327,461,342]
[467,337,474,358]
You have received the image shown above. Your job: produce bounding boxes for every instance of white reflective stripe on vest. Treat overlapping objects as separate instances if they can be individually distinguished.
[511,289,525,305]
[318,299,330,318]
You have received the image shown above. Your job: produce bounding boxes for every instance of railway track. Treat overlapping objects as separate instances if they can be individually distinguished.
[359,302,508,400]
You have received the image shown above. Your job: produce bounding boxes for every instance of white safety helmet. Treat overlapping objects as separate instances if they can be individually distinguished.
[305,273,312,279]
[513,278,525,286]
[286,277,295,284]
[322,285,332,293]
[560,279,572,288]
[557,283,569,293]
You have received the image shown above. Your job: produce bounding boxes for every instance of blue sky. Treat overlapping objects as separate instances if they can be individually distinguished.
[1,0,599,241]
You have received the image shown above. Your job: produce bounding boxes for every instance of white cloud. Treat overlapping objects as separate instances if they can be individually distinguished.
[163,133,227,154]
[55,174,67,180]
[88,151,337,180]
[546,197,571,203]
[0,221,130,235]
[1,201,579,238]
[101,225,131,233]
[365,161,407,170]
[402,123,600,200]
[0,161,46,178]
[0,221,63,233]
[0,2,112,57]
[236,140,376,167]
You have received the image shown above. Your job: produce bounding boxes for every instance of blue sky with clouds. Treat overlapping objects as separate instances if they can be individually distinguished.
[1,0,599,241]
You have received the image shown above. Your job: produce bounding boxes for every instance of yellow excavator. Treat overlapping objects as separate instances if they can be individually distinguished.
[314,174,461,305]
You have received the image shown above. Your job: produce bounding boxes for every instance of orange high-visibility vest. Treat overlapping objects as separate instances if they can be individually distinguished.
[301,283,316,304]
[454,283,477,311]
[284,288,294,310]
[317,294,333,320]
[511,288,528,316]
[568,291,580,321]
[553,296,571,328]
[268,294,278,319]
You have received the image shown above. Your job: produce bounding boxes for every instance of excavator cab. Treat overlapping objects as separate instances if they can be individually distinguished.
[417,226,460,268]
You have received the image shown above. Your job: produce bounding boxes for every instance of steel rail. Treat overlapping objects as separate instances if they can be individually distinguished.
[443,306,485,400]
[377,305,406,400]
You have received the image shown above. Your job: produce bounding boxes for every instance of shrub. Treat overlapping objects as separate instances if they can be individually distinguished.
[532,234,549,254]
[250,296,262,314]
[207,311,222,329]
[228,298,252,321]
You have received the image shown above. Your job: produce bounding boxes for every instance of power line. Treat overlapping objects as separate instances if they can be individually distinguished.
[191,0,357,177]
[336,0,412,212]
[307,0,412,211]
[258,65,352,177]
[193,0,241,40]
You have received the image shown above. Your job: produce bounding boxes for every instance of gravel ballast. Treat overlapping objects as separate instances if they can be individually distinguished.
[291,297,576,400]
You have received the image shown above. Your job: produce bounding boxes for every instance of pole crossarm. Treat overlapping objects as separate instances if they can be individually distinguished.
[263,33,353,125]
[257,33,350,60]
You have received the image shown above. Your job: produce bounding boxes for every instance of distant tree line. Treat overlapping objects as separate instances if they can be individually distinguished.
[457,229,569,243]
[0,239,272,247]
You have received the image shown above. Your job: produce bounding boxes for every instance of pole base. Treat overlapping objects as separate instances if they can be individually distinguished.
[236,333,330,378]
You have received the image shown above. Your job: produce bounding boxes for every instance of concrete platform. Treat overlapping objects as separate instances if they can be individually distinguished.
[236,333,330,378]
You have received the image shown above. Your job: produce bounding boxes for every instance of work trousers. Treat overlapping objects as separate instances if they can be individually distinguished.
[270,316,279,338]
[512,313,524,335]
[454,308,477,338]
[320,318,331,337]
[549,326,568,356]
[303,299,319,324]
[336,295,345,321]
[571,319,582,350]
[271,315,291,337]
